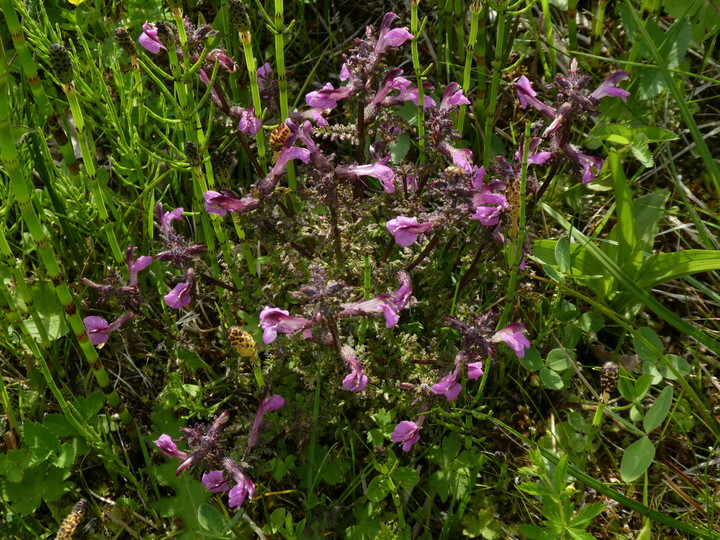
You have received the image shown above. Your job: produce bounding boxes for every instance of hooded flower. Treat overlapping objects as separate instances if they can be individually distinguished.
[164,268,195,309]
[439,82,471,111]
[341,346,369,392]
[126,247,152,286]
[512,75,556,118]
[339,271,412,328]
[305,82,354,110]
[138,22,166,54]
[490,322,531,358]
[589,70,630,102]
[467,361,484,380]
[84,312,134,347]
[247,395,285,452]
[391,421,421,452]
[259,307,312,344]
[375,12,413,56]
[336,160,395,193]
[156,203,184,233]
[203,190,258,216]
[223,457,256,508]
[154,434,188,460]
[237,106,262,134]
[432,362,463,401]
[202,470,229,493]
[386,216,434,247]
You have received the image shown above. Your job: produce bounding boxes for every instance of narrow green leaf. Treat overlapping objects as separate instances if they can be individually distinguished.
[621,436,655,482]
[637,250,720,289]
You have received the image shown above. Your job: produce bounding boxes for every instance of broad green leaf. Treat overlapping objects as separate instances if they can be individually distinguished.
[197,504,225,533]
[633,373,654,402]
[644,385,673,433]
[633,327,664,362]
[0,449,32,483]
[657,354,691,380]
[578,312,603,333]
[367,476,390,503]
[634,190,669,255]
[621,436,655,482]
[606,154,641,281]
[630,133,653,167]
[540,367,564,390]
[519,347,543,372]
[22,281,69,341]
[391,467,420,490]
[22,422,60,465]
[546,348,572,371]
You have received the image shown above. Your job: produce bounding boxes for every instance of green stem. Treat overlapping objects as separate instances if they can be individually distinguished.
[458,1,483,135]
[240,31,267,173]
[410,0,426,163]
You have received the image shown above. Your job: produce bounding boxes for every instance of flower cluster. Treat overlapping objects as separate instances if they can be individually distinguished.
[154,395,284,509]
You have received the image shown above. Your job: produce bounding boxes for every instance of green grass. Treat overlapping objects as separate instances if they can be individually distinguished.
[2,0,720,538]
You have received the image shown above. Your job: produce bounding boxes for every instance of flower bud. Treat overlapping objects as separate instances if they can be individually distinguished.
[115,27,137,57]
[227,326,256,358]
[600,361,619,397]
[185,141,201,168]
[49,42,74,85]
[228,0,251,32]
[155,21,177,50]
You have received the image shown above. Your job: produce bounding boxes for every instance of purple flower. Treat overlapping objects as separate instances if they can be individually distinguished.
[440,82,471,110]
[164,269,194,309]
[126,247,152,286]
[391,421,420,452]
[202,470,229,493]
[154,434,188,460]
[223,457,255,508]
[449,147,474,172]
[138,22,165,54]
[491,322,531,358]
[467,361,484,380]
[589,70,630,102]
[247,395,285,452]
[305,82,354,110]
[257,62,272,89]
[386,216,434,247]
[339,271,412,328]
[432,363,463,401]
[206,49,237,72]
[156,203,184,233]
[84,312,134,347]
[337,161,395,193]
[563,144,604,184]
[512,76,556,118]
[237,106,262,134]
[203,190,257,216]
[471,181,509,226]
[515,137,552,165]
[341,346,369,391]
[339,63,356,81]
[259,306,311,344]
[375,13,413,56]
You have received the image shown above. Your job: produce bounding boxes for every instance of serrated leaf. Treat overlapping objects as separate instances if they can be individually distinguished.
[570,501,605,528]
[22,422,61,464]
[391,467,419,489]
[621,436,655,482]
[644,385,673,433]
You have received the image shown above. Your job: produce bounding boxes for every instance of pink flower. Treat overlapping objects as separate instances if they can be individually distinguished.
[391,421,420,452]
[202,470,229,493]
[590,70,630,102]
[83,312,134,346]
[337,161,395,193]
[126,247,152,286]
[164,269,194,310]
[440,82,470,110]
[237,107,262,134]
[375,13,413,56]
[223,458,255,508]
[305,82,354,110]
[512,76,555,118]
[259,306,311,344]
[138,22,165,54]
[386,216,434,247]
[203,190,258,216]
[156,203,183,233]
[339,271,412,328]
[491,322,531,358]
[247,395,285,452]
[341,346,368,392]
[467,361,484,380]
[154,434,188,460]
[432,363,463,401]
